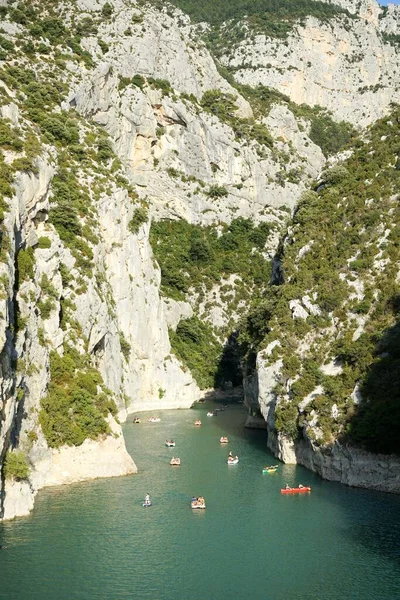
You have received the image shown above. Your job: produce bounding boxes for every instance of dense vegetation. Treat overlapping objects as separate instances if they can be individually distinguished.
[39,348,117,448]
[151,217,273,300]
[3,450,30,480]
[145,0,348,40]
[150,217,274,387]
[169,317,223,389]
[240,107,400,454]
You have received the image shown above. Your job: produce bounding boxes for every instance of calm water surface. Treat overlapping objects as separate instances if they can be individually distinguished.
[1,404,400,600]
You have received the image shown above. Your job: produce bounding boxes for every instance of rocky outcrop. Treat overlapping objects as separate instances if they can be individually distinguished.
[221,0,400,126]
[244,105,400,493]
[67,2,325,223]
[267,428,400,494]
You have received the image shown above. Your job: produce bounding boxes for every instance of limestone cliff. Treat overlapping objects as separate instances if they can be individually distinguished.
[220,0,400,127]
[242,107,400,493]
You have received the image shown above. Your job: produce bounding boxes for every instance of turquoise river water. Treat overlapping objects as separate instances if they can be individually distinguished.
[1,403,400,600]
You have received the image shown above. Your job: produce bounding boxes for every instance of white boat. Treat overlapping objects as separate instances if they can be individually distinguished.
[227,457,239,465]
[148,417,161,423]
[170,457,181,466]
[165,441,175,447]
[207,411,216,417]
[191,496,206,509]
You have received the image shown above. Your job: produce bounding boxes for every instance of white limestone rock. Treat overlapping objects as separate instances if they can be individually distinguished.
[222,3,400,126]
[2,480,35,521]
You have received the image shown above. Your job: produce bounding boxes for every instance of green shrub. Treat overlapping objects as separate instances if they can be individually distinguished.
[38,298,56,319]
[207,185,228,198]
[101,2,113,17]
[17,247,35,282]
[37,236,52,249]
[98,39,109,54]
[131,74,145,89]
[119,332,131,361]
[274,401,299,439]
[97,136,114,162]
[12,156,38,174]
[0,120,23,151]
[4,450,30,480]
[128,206,148,234]
[147,77,172,95]
[39,349,116,448]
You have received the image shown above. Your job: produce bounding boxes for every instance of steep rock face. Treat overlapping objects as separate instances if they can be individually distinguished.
[266,427,400,494]
[221,0,400,126]
[243,108,400,492]
[0,111,140,518]
[67,2,324,222]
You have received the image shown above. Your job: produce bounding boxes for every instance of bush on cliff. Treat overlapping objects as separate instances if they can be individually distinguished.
[39,349,117,448]
[169,317,222,389]
[4,450,30,480]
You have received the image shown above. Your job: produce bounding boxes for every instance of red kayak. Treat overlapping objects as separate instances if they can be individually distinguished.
[281,487,311,494]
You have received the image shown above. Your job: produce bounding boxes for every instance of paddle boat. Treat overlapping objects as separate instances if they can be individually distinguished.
[191,496,206,509]
[165,440,175,447]
[133,417,141,424]
[143,494,152,507]
[194,420,202,426]
[207,411,216,417]
[170,457,181,466]
[148,416,161,423]
[281,485,311,494]
[262,465,278,474]
[220,436,229,443]
[227,456,239,465]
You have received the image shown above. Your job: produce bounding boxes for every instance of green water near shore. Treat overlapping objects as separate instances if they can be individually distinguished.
[1,404,399,600]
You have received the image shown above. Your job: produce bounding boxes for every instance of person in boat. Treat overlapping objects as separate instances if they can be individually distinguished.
[145,493,151,504]
[285,483,291,490]
[228,451,233,458]
[298,484,304,488]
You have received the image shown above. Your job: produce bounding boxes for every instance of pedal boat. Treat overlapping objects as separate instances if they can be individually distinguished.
[170,457,181,465]
[191,497,206,509]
